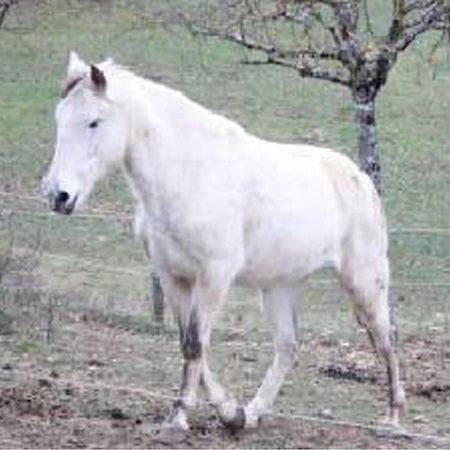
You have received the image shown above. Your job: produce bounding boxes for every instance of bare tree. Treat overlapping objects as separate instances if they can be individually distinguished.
[185,0,450,192]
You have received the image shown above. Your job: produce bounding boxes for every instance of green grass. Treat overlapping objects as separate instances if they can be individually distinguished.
[0,1,449,443]
[1,1,447,285]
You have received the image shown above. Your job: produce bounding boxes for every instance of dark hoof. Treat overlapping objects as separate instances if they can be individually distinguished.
[223,406,246,434]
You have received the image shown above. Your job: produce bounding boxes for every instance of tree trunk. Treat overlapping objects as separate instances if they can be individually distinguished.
[352,90,382,194]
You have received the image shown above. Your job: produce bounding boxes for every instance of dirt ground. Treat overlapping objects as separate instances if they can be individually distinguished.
[0,286,449,449]
[0,370,444,449]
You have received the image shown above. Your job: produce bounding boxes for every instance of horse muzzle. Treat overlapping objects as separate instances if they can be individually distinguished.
[50,190,78,215]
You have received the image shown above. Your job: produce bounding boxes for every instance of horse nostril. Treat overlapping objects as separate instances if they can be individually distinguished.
[55,191,69,206]
[51,190,76,215]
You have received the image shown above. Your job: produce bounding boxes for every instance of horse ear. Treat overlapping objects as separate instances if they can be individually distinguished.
[90,65,106,91]
[67,51,88,77]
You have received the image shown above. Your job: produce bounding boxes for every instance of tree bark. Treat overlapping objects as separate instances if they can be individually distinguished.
[352,88,381,194]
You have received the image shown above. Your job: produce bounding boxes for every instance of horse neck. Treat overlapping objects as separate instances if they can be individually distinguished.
[120,77,206,207]
[121,76,245,197]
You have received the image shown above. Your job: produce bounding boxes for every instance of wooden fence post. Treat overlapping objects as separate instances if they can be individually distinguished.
[150,272,164,323]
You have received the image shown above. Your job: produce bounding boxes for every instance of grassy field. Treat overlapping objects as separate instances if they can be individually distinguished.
[0,1,449,448]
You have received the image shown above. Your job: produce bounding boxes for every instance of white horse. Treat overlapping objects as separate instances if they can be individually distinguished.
[42,52,405,432]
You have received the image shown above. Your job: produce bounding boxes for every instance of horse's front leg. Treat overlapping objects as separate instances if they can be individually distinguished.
[200,349,245,430]
[159,274,195,431]
[164,266,243,431]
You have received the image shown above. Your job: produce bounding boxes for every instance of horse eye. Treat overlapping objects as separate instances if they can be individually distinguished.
[89,120,99,129]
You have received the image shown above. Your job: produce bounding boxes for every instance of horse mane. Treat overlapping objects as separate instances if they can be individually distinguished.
[104,62,246,139]
[60,76,83,98]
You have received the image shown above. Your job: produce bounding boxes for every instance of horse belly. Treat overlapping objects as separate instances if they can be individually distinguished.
[237,227,339,287]
[237,174,345,287]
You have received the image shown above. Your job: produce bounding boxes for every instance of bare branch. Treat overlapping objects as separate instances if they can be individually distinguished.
[306,8,342,47]
[296,62,351,85]
[432,20,450,29]
[362,0,374,36]
[187,18,341,60]
[185,0,449,89]
[404,1,441,28]
[394,2,450,51]
[391,0,406,37]
[186,11,350,86]
[244,54,350,86]
[404,0,438,15]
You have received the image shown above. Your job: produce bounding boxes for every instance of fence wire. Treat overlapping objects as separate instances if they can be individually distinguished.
[2,191,449,290]
[2,191,450,235]
[6,246,450,289]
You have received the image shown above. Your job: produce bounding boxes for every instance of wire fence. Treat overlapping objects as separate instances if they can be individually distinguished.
[2,190,450,290]
[2,190,450,234]
[5,245,450,289]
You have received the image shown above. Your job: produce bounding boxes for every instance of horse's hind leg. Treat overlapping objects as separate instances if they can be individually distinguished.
[244,285,299,428]
[339,254,405,427]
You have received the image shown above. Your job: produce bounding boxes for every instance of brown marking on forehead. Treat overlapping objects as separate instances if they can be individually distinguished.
[60,76,83,98]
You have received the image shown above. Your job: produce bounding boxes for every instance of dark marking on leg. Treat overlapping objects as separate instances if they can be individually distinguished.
[386,363,395,411]
[173,362,190,412]
[177,317,185,346]
[366,327,379,356]
[173,399,188,411]
[179,361,189,393]
[182,307,202,360]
